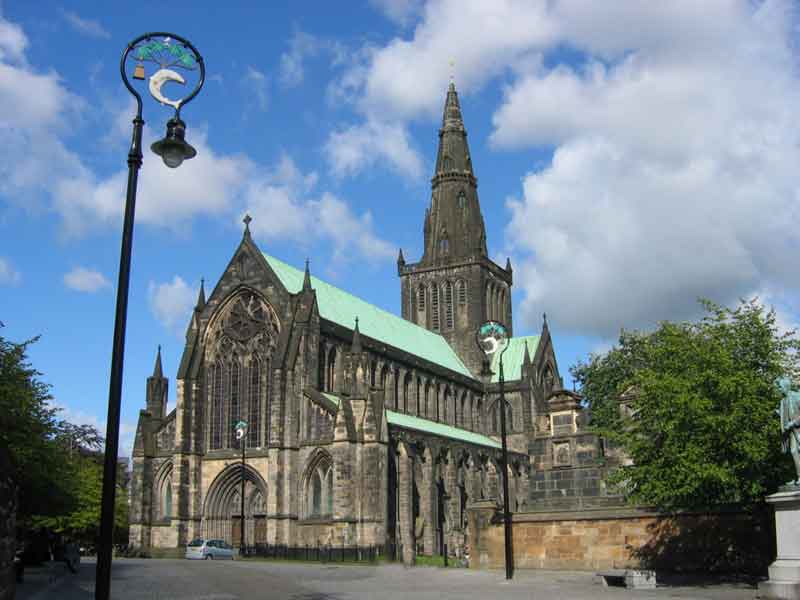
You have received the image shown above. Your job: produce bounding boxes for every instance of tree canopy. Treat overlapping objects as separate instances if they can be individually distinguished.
[571,298,798,510]
[1,333,128,544]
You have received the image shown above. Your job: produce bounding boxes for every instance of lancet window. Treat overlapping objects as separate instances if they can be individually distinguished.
[445,281,454,329]
[457,279,467,306]
[304,451,334,519]
[431,285,440,330]
[490,399,514,434]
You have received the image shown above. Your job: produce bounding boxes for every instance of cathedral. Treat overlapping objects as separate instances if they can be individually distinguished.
[129,83,582,561]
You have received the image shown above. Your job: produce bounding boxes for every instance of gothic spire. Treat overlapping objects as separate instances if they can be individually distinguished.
[351,317,362,354]
[303,258,313,291]
[397,248,405,266]
[422,82,487,263]
[523,341,531,367]
[542,312,549,335]
[152,345,163,379]
[434,82,472,177]
[195,278,206,312]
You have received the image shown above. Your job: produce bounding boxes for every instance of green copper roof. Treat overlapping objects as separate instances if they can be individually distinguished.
[386,409,500,449]
[490,335,540,383]
[321,392,341,408]
[264,253,473,378]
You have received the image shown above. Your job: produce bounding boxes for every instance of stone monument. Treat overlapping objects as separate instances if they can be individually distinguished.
[759,379,800,600]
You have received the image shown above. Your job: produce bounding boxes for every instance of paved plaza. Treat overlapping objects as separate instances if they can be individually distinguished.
[15,558,760,600]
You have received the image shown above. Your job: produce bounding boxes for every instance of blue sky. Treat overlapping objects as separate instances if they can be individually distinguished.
[2,1,800,456]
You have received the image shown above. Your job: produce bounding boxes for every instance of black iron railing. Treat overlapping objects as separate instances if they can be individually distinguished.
[240,542,402,563]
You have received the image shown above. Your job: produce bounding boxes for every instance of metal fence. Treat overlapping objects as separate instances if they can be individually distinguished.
[240,542,402,563]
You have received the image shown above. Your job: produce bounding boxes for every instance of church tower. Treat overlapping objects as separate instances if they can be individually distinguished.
[399,82,513,376]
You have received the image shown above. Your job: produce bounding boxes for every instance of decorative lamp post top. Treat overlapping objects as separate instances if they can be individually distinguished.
[121,32,205,118]
[121,32,205,169]
[476,320,509,357]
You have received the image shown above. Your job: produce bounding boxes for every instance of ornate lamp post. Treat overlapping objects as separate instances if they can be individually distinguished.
[476,320,513,580]
[96,33,205,600]
[235,420,248,552]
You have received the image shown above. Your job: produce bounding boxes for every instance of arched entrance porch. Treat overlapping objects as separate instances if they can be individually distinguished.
[202,464,267,547]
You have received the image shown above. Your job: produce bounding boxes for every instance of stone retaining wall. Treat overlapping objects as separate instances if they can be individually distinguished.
[468,504,774,574]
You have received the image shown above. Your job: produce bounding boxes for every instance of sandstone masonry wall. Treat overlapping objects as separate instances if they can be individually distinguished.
[471,506,774,574]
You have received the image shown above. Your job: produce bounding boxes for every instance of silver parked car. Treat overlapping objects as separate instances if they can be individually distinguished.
[185,538,235,560]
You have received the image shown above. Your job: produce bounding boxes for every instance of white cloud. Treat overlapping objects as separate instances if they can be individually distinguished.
[369,0,424,26]
[61,10,110,39]
[325,0,800,335]
[244,155,395,264]
[499,1,800,337]
[325,0,556,179]
[54,124,251,236]
[148,276,197,336]
[243,66,268,111]
[0,16,27,62]
[324,118,423,179]
[0,256,20,285]
[0,14,395,268]
[357,0,555,120]
[64,266,111,293]
[279,31,320,88]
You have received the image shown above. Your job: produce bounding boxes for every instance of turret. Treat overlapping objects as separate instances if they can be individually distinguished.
[146,345,168,419]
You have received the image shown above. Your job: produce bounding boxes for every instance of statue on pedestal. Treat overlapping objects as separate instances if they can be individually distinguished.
[779,379,800,488]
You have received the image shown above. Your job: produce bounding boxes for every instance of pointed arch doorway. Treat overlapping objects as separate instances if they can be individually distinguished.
[202,464,268,547]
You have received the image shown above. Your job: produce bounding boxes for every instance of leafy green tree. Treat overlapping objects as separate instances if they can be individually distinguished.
[1,333,129,544]
[0,334,71,518]
[571,298,798,510]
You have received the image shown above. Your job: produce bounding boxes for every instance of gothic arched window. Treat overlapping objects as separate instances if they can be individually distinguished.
[490,399,513,434]
[164,482,172,519]
[457,280,467,306]
[457,190,466,208]
[305,452,334,519]
[206,292,278,451]
[425,380,432,419]
[327,347,337,393]
[249,356,261,447]
[431,285,440,331]
[404,372,413,413]
[229,361,241,447]
[211,362,223,450]
[485,283,493,321]
[417,285,426,312]
[380,364,389,391]
[445,281,454,329]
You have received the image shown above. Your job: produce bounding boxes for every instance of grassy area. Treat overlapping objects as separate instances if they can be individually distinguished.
[413,554,465,568]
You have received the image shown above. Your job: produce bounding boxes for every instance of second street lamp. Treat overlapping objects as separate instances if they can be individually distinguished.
[476,320,514,580]
[96,33,205,600]
[235,420,248,552]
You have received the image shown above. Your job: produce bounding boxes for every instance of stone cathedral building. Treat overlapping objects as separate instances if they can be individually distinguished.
[129,83,589,561]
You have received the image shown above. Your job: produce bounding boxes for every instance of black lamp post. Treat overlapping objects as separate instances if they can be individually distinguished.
[476,320,513,580]
[95,33,204,600]
[235,420,248,552]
